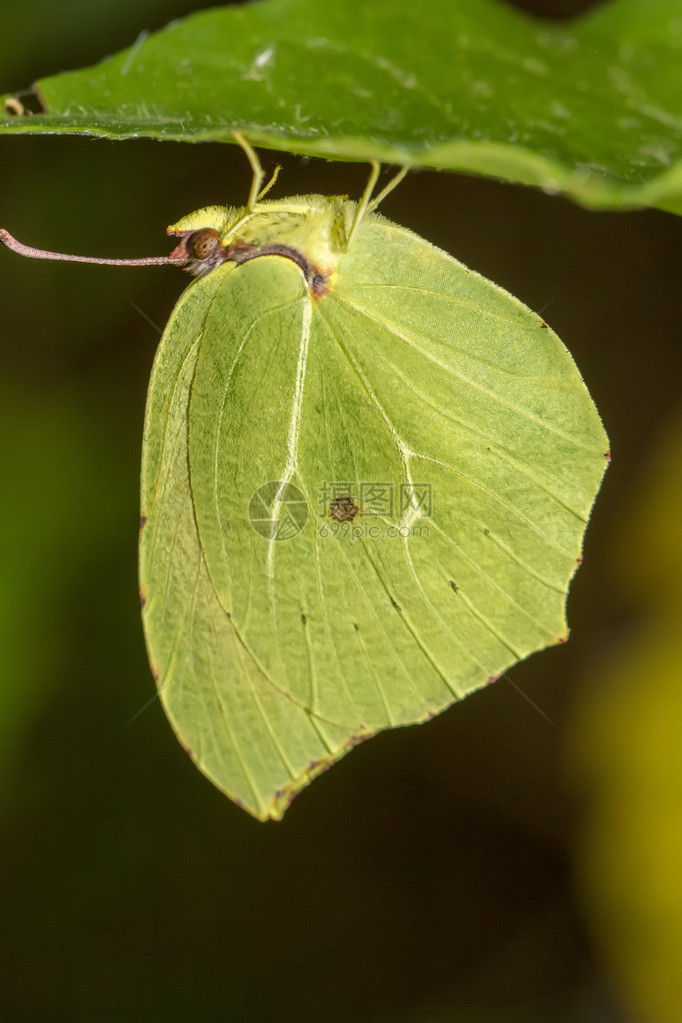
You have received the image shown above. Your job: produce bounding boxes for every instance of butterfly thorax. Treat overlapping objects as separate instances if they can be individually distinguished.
[166,195,360,296]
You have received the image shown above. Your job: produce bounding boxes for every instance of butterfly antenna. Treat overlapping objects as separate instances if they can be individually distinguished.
[0,227,178,267]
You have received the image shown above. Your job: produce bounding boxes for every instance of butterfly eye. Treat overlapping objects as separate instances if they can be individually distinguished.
[188,228,222,261]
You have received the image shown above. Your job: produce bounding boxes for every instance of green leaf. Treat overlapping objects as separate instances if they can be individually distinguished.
[2,0,682,212]
[139,194,608,820]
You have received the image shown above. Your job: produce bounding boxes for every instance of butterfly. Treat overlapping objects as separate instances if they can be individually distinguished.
[0,135,608,819]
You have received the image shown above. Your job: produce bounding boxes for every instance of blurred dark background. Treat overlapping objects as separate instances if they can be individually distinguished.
[2,0,681,1020]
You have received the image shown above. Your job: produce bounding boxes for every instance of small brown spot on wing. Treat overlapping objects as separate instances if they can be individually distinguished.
[329,495,360,522]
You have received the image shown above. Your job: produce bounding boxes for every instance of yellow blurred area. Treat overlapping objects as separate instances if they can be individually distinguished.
[570,414,682,1023]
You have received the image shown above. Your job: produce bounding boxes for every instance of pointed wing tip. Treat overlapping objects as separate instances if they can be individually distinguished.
[238,729,378,822]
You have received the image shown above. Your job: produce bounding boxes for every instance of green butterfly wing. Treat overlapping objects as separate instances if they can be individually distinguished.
[140,203,608,820]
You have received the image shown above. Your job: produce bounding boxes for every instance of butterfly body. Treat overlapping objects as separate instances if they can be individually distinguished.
[139,194,608,820]
[0,147,608,821]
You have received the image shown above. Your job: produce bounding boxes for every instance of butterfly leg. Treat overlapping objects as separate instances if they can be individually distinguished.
[345,160,380,251]
[368,166,409,213]
[233,130,282,210]
[345,163,409,250]
[233,130,265,210]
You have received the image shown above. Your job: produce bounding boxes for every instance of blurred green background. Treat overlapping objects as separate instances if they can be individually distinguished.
[2,1,682,1020]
